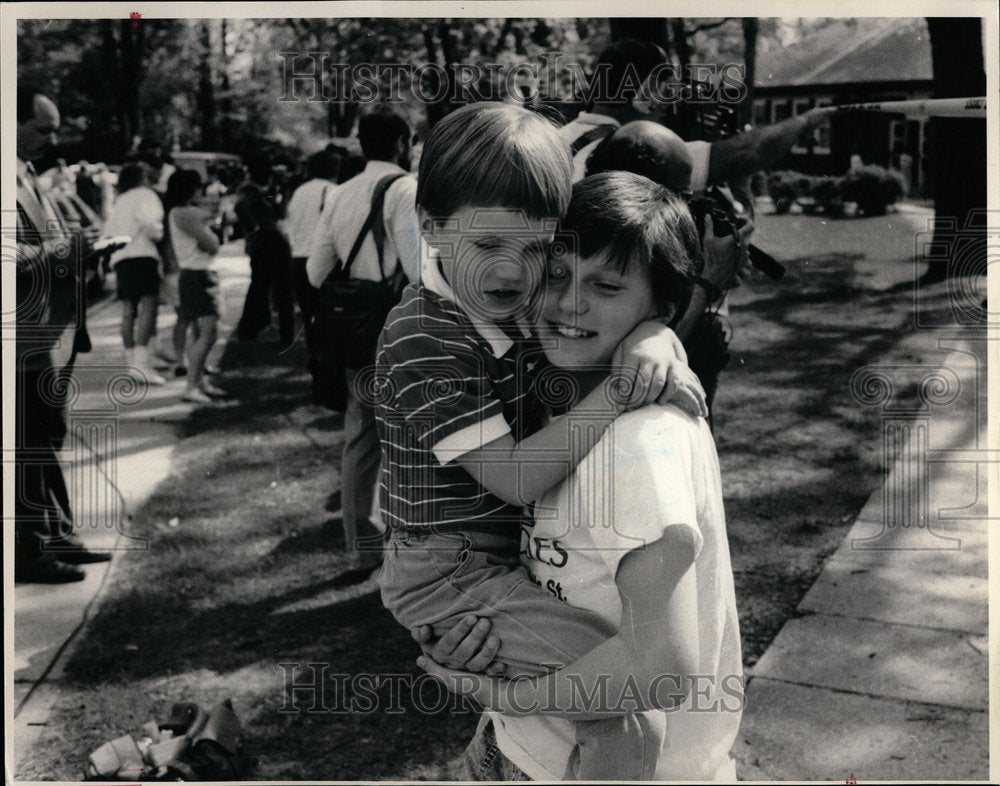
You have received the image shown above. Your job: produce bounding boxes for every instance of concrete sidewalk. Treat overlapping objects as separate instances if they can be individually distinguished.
[12,244,251,768]
[735,336,990,781]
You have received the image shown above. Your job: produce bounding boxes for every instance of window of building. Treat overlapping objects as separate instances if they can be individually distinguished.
[791,98,814,153]
[813,97,833,155]
[753,99,770,126]
[772,100,791,123]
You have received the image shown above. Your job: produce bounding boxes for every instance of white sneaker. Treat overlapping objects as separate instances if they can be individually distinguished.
[181,387,212,403]
[151,336,178,367]
[200,380,227,398]
[134,346,167,385]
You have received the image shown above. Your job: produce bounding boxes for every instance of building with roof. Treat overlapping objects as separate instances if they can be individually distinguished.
[753,18,934,194]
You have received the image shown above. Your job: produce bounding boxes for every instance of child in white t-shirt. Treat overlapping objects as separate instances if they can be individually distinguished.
[418,170,744,781]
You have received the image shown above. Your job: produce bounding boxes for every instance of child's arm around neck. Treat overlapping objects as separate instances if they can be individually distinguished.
[455,377,623,507]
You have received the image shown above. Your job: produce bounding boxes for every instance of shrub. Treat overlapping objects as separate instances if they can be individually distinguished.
[767,170,802,214]
[764,165,904,217]
[812,175,845,216]
[840,165,905,216]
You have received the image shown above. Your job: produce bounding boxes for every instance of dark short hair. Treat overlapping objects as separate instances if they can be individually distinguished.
[563,171,700,322]
[164,168,203,211]
[595,39,667,104]
[116,162,152,194]
[308,149,341,180]
[417,102,571,220]
[245,152,273,185]
[358,107,410,162]
[338,153,367,184]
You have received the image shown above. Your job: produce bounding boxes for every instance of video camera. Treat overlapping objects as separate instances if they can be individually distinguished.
[686,189,785,281]
[661,76,785,282]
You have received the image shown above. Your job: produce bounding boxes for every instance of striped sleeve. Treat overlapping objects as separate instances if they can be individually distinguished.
[384,318,510,465]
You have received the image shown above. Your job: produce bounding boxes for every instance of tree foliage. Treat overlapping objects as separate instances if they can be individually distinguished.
[18,16,781,164]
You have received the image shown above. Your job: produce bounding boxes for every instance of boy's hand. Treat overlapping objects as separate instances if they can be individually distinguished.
[417,656,516,712]
[655,362,708,416]
[615,322,707,416]
[411,617,505,675]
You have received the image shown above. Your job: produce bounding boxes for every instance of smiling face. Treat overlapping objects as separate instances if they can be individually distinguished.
[539,248,661,370]
[425,204,555,324]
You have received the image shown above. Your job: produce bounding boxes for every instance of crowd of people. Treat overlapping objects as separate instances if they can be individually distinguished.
[17,36,841,781]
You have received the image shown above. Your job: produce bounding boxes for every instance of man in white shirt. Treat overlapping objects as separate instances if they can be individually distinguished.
[306,108,421,569]
[285,149,340,355]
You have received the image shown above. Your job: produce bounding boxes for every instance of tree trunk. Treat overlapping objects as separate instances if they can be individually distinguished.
[609,18,669,51]
[219,18,233,150]
[668,20,692,71]
[740,18,758,129]
[125,19,144,146]
[333,101,357,138]
[197,21,217,150]
[422,24,449,128]
[99,21,129,158]
[925,18,986,279]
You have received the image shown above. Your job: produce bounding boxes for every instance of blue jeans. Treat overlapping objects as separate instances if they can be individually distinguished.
[462,715,531,781]
[380,526,666,779]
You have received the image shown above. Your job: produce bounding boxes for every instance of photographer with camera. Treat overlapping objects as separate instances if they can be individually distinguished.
[568,39,820,423]
[562,39,836,191]
[15,87,113,583]
[586,120,754,424]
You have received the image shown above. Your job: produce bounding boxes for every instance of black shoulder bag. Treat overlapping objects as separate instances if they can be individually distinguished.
[311,173,408,373]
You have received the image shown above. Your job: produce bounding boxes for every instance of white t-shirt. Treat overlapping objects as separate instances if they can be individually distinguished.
[104,186,164,266]
[560,112,712,191]
[490,404,743,781]
[285,178,336,258]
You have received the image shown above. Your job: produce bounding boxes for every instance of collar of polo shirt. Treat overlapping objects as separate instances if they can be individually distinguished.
[420,247,531,358]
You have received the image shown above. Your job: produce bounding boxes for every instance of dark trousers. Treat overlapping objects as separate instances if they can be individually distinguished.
[15,364,77,565]
[237,231,295,345]
[685,312,731,430]
[291,256,318,355]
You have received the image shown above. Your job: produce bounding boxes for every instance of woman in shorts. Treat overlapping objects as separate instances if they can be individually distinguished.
[165,169,225,403]
[104,162,166,384]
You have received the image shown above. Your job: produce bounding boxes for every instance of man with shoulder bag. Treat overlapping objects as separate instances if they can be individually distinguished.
[306,107,421,569]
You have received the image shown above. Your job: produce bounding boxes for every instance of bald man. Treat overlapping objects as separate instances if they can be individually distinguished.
[16,87,110,583]
[585,120,694,191]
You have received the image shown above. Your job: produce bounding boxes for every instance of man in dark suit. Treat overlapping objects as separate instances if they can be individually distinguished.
[16,87,111,583]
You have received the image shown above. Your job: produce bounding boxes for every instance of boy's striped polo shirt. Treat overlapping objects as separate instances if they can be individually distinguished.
[374,283,544,533]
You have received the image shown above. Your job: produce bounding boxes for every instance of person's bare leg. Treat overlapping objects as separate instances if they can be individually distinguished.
[172,318,187,359]
[185,315,217,394]
[135,295,158,347]
[120,299,137,351]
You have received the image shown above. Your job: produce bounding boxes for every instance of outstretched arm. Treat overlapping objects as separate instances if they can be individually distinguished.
[707,107,836,186]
